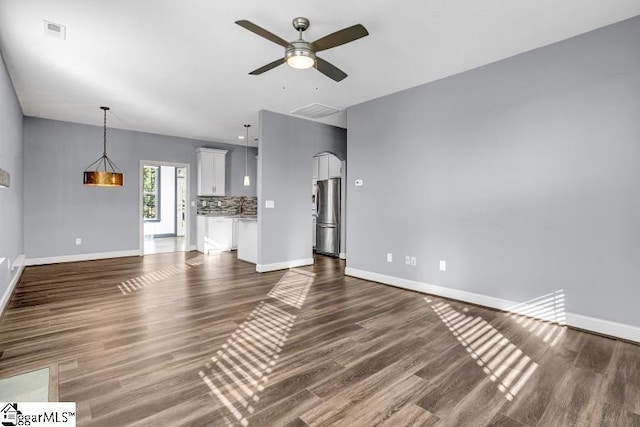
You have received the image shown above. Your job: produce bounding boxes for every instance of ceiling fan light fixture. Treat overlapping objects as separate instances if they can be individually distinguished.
[285,43,315,69]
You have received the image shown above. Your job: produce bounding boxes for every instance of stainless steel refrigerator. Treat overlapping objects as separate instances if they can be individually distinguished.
[315,178,340,256]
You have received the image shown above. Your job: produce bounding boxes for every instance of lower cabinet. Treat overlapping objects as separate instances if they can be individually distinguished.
[237,220,257,264]
[197,216,237,253]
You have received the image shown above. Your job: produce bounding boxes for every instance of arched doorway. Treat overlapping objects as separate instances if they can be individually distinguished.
[312,152,343,257]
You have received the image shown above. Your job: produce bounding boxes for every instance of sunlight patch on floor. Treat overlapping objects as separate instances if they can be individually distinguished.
[507,290,566,346]
[199,302,296,426]
[267,269,315,309]
[431,300,539,402]
[117,263,191,295]
[199,268,315,425]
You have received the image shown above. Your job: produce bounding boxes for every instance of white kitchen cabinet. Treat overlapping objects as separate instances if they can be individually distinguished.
[232,219,239,250]
[197,148,227,196]
[317,155,329,180]
[313,153,341,181]
[237,219,258,264]
[329,155,342,178]
[196,216,206,253]
[197,216,234,253]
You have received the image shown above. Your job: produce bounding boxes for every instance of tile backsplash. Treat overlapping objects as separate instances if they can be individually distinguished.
[197,196,257,216]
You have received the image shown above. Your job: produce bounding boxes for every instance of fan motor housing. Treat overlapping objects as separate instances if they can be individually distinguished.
[285,41,316,68]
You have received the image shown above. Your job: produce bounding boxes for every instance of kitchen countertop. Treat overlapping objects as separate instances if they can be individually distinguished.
[197,214,257,220]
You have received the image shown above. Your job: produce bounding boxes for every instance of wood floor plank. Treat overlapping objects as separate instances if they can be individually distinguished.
[0,251,638,426]
[534,367,603,427]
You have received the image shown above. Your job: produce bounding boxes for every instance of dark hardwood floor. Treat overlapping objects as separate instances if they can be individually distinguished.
[1,251,639,426]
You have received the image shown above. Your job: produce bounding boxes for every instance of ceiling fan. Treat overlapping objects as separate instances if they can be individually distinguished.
[235,17,369,82]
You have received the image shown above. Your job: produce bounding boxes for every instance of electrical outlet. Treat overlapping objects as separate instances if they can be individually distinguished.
[410,257,417,266]
[265,200,275,208]
[202,200,207,207]
[439,260,447,271]
[405,256,410,265]
[217,201,222,207]
[75,238,82,245]
[355,179,364,187]
[190,201,196,207]
[386,253,393,263]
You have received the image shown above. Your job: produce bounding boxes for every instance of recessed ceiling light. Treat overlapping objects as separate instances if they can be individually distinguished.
[43,20,66,40]
[238,135,245,139]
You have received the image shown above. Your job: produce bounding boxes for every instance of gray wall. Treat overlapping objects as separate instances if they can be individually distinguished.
[258,110,347,266]
[23,117,257,259]
[346,16,640,326]
[0,52,23,288]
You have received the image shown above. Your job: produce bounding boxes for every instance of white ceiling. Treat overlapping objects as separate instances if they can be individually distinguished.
[1,1,639,147]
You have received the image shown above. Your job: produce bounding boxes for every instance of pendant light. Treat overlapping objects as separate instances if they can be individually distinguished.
[243,124,251,186]
[83,106,123,187]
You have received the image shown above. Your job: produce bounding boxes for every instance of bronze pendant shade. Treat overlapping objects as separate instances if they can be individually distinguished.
[84,106,123,187]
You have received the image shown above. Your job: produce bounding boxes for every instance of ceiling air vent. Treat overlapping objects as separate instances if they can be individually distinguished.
[291,103,341,120]
[43,20,66,40]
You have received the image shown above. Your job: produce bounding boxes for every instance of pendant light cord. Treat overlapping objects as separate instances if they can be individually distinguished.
[244,124,250,175]
[103,108,108,156]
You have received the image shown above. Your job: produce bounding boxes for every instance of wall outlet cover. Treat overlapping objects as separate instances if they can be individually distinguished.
[405,256,410,265]
[439,260,447,271]
[386,253,393,262]
[265,200,275,208]
[75,238,82,245]
[410,257,417,266]
[355,179,363,186]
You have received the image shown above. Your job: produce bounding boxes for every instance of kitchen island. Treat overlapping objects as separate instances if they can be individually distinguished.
[236,217,257,264]
[196,214,256,257]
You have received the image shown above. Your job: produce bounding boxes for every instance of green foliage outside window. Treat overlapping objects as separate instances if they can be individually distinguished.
[143,166,159,220]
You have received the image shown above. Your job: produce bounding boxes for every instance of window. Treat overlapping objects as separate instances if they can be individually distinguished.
[143,166,160,221]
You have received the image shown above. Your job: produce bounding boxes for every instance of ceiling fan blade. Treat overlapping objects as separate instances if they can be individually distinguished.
[235,20,289,47]
[311,24,369,52]
[315,57,348,82]
[249,58,285,75]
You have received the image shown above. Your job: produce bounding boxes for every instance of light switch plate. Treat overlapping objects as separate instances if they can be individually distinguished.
[439,260,447,271]
[265,200,275,208]
[386,253,393,262]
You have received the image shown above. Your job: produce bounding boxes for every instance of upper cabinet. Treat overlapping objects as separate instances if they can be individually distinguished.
[328,155,341,178]
[313,153,341,180]
[197,148,227,196]
[312,156,319,180]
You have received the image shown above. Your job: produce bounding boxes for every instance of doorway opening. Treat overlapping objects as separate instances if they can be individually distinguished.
[140,161,189,255]
[311,152,344,258]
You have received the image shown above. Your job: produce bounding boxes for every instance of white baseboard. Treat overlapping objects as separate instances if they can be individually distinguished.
[188,245,197,251]
[566,312,640,343]
[256,258,314,273]
[26,250,141,266]
[339,253,347,260]
[0,254,26,317]
[344,267,640,344]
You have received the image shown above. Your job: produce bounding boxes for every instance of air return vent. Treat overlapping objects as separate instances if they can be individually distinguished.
[43,20,66,40]
[291,103,341,119]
